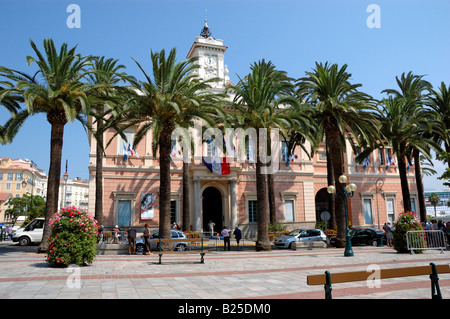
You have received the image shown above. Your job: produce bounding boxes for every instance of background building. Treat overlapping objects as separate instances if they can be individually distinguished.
[58,177,89,211]
[0,157,48,223]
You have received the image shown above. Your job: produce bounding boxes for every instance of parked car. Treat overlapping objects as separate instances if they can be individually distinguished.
[274,229,327,249]
[330,228,386,246]
[12,218,45,246]
[136,229,188,253]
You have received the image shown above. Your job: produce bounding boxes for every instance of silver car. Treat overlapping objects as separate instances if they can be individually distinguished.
[274,229,327,249]
[136,230,189,253]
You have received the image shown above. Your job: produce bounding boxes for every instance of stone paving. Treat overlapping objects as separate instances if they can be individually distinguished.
[0,242,449,301]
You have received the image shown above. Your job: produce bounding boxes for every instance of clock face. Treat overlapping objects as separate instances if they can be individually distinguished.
[206,56,215,66]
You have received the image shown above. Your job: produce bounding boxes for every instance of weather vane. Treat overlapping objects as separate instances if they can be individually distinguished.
[200,9,212,38]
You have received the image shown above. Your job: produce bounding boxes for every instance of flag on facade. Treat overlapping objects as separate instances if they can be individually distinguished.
[123,144,128,162]
[248,140,255,166]
[363,156,370,169]
[390,156,395,166]
[128,143,138,157]
[386,154,395,170]
[203,139,230,175]
[170,142,182,162]
[407,157,414,171]
[286,153,298,167]
[223,136,236,159]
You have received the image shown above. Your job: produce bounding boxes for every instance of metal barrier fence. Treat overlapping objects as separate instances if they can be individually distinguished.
[98,231,129,244]
[406,230,447,254]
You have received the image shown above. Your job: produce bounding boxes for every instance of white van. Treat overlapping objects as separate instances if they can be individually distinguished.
[12,215,26,232]
[12,218,45,246]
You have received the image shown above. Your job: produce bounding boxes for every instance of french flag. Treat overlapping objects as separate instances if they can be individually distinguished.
[203,157,230,175]
[363,156,370,169]
[203,139,230,175]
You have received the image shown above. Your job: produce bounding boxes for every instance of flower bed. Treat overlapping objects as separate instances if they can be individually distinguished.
[46,206,98,267]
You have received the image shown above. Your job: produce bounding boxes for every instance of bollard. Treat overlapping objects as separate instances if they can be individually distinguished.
[377,234,384,247]
[324,271,332,299]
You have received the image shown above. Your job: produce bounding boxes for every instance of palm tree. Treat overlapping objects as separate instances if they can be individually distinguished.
[0,75,29,144]
[126,48,222,249]
[296,62,380,248]
[427,82,450,168]
[229,59,300,251]
[361,97,441,214]
[382,72,434,221]
[86,56,135,226]
[428,192,440,218]
[0,39,92,253]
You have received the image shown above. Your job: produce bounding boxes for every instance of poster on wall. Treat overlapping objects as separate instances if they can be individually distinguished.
[141,193,155,219]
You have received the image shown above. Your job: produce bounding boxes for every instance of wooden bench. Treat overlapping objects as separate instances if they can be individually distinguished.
[307,263,450,299]
[157,238,209,264]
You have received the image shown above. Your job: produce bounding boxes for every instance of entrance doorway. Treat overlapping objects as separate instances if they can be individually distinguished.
[202,187,223,235]
[315,188,330,222]
[118,200,131,226]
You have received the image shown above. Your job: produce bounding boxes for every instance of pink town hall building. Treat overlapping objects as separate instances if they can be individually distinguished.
[87,22,419,237]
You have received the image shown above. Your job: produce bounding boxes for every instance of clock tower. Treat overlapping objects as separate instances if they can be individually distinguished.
[186,13,233,91]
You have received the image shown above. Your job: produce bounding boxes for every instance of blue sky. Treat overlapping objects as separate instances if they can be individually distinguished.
[0,0,449,190]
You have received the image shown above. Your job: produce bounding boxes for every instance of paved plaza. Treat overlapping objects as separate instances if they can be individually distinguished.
[0,242,449,302]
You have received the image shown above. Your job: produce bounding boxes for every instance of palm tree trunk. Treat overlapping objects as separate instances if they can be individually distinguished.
[413,149,426,222]
[256,136,271,251]
[182,160,190,231]
[326,133,336,229]
[95,121,104,226]
[159,124,173,251]
[38,121,65,253]
[268,173,276,225]
[398,145,412,211]
[327,128,346,248]
[446,143,450,169]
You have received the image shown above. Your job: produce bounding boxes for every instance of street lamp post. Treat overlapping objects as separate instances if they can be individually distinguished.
[327,175,357,257]
[21,170,34,215]
[375,178,384,229]
[62,171,69,209]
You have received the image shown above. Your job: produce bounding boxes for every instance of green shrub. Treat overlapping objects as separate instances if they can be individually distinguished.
[268,222,287,233]
[393,210,424,253]
[46,206,98,267]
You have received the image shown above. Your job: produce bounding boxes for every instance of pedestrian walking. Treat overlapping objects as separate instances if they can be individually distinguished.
[143,223,151,255]
[234,226,242,251]
[128,227,137,255]
[222,226,231,251]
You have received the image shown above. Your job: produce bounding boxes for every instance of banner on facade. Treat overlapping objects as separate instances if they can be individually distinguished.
[141,193,155,219]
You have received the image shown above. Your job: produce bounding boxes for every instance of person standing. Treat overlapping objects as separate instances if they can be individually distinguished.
[143,223,151,255]
[113,225,120,244]
[383,222,393,247]
[208,220,215,236]
[98,225,104,243]
[7,226,13,241]
[222,226,231,251]
[234,226,242,251]
[127,227,137,255]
